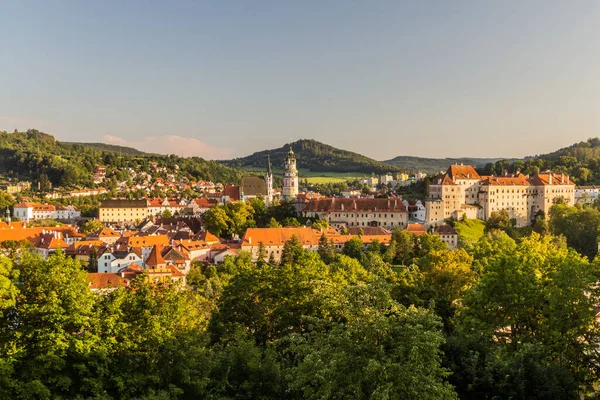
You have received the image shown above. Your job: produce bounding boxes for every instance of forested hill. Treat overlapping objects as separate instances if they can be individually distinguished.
[221,139,402,174]
[0,130,242,187]
[479,138,600,185]
[535,138,600,162]
[383,156,507,174]
[65,141,151,156]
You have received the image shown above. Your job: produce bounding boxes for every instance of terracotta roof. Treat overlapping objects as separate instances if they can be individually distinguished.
[346,226,391,236]
[529,172,574,186]
[0,222,27,229]
[167,265,186,277]
[175,239,209,251]
[242,227,320,246]
[223,185,240,201]
[0,226,82,243]
[194,198,218,208]
[303,198,407,213]
[406,223,427,235]
[91,227,120,238]
[100,199,147,209]
[31,233,70,249]
[146,245,166,267]
[481,173,530,186]
[88,273,129,289]
[119,234,170,247]
[195,231,220,243]
[447,165,481,180]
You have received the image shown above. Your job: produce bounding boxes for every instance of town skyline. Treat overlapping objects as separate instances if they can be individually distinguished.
[2,1,598,159]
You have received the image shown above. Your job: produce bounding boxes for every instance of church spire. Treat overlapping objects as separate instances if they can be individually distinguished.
[267,154,272,175]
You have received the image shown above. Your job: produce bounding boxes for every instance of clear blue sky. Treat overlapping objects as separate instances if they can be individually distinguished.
[1,0,598,160]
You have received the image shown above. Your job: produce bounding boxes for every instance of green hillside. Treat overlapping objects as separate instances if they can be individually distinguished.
[481,138,600,185]
[221,139,402,174]
[65,142,151,156]
[0,129,243,188]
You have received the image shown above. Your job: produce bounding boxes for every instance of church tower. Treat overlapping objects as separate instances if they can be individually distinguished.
[265,154,274,206]
[282,144,298,201]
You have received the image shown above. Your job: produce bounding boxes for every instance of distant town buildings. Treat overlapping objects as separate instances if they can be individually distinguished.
[575,185,600,205]
[13,202,81,222]
[302,198,408,229]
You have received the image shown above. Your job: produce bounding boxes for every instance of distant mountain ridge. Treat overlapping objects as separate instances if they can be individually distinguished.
[220,139,403,174]
[382,156,510,174]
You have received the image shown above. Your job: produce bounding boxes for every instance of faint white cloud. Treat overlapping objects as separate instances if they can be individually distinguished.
[103,134,234,159]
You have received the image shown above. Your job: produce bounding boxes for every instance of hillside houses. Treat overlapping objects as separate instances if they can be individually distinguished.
[13,202,81,222]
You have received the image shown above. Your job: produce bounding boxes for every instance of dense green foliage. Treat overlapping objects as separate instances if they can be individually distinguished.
[480,137,600,185]
[222,139,402,174]
[0,129,243,188]
[384,156,507,174]
[1,219,599,399]
[202,198,307,239]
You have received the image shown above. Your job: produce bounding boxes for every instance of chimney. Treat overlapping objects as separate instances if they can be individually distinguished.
[248,236,252,244]
[549,174,553,185]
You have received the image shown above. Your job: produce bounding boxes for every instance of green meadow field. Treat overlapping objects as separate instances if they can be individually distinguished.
[242,167,365,184]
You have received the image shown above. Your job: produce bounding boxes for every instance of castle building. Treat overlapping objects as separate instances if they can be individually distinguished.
[425,164,575,228]
[282,145,298,201]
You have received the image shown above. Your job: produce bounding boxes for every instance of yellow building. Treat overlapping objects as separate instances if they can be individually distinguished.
[99,199,148,223]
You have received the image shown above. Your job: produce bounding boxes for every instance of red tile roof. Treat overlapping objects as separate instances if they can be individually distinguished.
[146,245,166,267]
[242,227,320,246]
[303,198,407,213]
[406,223,427,235]
[447,165,481,180]
[88,273,130,289]
[435,224,457,235]
[529,172,574,186]
[223,185,240,201]
[481,173,530,186]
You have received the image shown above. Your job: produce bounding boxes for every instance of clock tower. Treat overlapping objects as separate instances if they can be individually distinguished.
[282,144,298,201]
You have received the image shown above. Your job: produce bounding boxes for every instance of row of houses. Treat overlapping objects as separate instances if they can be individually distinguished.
[12,203,81,222]
[98,198,218,223]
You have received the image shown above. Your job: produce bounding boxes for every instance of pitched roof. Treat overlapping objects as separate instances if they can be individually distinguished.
[90,227,120,238]
[146,245,166,267]
[302,198,407,213]
[0,226,82,243]
[435,224,457,235]
[480,173,530,186]
[100,199,147,209]
[88,273,130,289]
[529,172,575,186]
[195,231,220,243]
[118,234,170,247]
[31,233,70,249]
[240,176,267,196]
[223,185,240,201]
[406,223,427,235]
[242,227,320,247]
[346,226,391,236]
[447,165,481,180]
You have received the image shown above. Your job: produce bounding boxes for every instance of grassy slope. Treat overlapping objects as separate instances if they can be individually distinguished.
[454,219,486,243]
